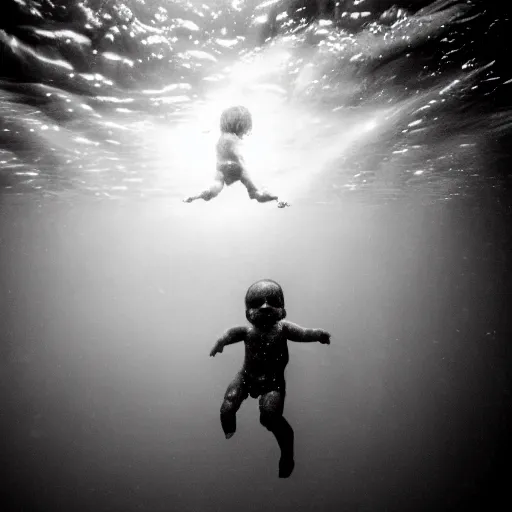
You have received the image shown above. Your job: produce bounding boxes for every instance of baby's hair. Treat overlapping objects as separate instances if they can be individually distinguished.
[245,279,285,308]
[220,105,252,137]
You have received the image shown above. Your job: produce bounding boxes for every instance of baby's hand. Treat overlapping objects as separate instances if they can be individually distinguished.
[183,196,194,203]
[319,331,331,345]
[277,201,291,208]
[210,343,224,357]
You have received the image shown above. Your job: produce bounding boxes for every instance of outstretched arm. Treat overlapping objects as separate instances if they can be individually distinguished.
[282,321,331,344]
[210,326,248,357]
[183,172,224,203]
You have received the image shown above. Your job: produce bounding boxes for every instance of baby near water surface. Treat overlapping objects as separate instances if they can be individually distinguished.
[183,106,290,208]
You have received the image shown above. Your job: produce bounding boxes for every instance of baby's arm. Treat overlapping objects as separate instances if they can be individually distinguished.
[183,171,224,203]
[209,326,248,357]
[282,321,331,344]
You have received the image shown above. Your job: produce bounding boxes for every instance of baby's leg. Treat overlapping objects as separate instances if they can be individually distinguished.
[202,178,224,201]
[220,373,247,439]
[259,390,295,478]
[183,174,224,203]
[253,190,279,203]
[241,175,278,203]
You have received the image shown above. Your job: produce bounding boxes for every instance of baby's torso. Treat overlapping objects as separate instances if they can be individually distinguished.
[216,133,244,185]
[216,133,241,162]
[242,323,289,382]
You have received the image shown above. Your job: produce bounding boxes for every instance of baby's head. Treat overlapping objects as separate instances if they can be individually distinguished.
[245,279,286,328]
[220,105,252,137]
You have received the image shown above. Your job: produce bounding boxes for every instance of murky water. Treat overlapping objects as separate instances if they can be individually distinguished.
[1,1,511,511]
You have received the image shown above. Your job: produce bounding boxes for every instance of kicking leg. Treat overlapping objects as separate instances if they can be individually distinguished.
[220,373,247,439]
[259,390,295,478]
[183,174,224,203]
[241,175,278,203]
[252,189,279,203]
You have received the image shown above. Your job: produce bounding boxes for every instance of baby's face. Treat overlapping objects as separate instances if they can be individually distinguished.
[246,283,285,328]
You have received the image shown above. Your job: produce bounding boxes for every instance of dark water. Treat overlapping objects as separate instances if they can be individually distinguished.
[1,1,511,511]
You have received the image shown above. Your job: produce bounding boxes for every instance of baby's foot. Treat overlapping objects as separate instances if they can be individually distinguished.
[225,432,234,440]
[277,201,290,208]
[278,456,295,478]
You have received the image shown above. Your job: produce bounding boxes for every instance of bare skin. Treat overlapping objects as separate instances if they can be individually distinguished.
[210,283,330,478]
[184,133,290,207]
[210,321,331,377]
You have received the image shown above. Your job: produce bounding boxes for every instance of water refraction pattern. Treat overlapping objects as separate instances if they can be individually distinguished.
[0,0,510,203]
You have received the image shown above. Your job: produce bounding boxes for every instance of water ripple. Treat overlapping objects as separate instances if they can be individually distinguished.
[0,0,510,203]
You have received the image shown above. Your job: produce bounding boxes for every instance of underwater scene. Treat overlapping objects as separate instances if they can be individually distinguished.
[1,1,511,510]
